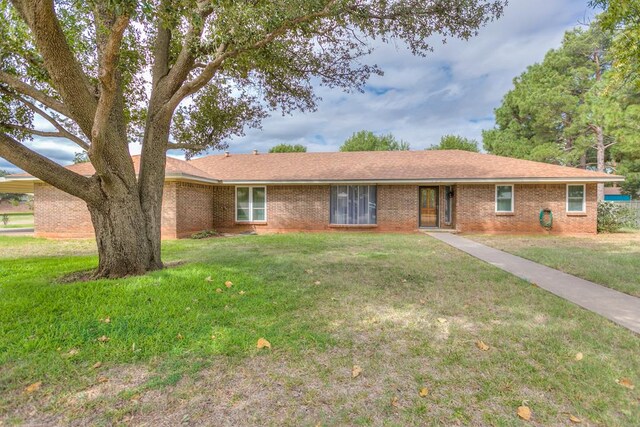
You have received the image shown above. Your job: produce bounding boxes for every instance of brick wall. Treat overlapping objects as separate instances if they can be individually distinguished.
[212,185,332,233]
[211,184,446,233]
[175,182,214,237]
[34,183,95,238]
[33,182,206,239]
[377,185,418,231]
[33,181,598,238]
[455,183,597,234]
[161,182,177,239]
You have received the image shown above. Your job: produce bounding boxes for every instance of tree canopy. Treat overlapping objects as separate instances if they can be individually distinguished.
[482,22,640,198]
[340,130,409,152]
[0,0,505,276]
[268,144,307,153]
[428,135,479,152]
[592,0,640,90]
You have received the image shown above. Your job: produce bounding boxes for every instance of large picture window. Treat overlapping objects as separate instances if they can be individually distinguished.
[495,185,514,213]
[566,184,586,213]
[236,186,266,222]
[330,185,377,225]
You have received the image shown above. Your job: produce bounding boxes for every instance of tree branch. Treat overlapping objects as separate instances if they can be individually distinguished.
[0,132,99,203]
[92,14,130,142]
[604,140,619,149]
[0,71,69,117]
[0,87,90,150]
[165,1,339,113]
[159,3,215,98]
[2,123,70,139]
[10,0,98,137]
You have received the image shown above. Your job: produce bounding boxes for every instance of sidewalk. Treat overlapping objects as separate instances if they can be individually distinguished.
[428,232,640,335]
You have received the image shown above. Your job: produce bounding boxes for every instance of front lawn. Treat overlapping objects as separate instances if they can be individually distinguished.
[469,233,640,297]
[1,234,638,425]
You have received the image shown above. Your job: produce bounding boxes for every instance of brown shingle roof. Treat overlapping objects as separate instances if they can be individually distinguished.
[10,155,214,181]
[6,150,622,184]
[189,150,621,183]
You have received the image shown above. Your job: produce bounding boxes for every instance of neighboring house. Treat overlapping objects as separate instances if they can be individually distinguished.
[0,150,622,237]
[603,187,632,202]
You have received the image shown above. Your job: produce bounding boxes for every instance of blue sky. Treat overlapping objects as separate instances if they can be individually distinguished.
[0,0,598,173]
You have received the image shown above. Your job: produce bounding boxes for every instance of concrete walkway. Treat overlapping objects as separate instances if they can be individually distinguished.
[0,228,34,236]
[428,232,640,335]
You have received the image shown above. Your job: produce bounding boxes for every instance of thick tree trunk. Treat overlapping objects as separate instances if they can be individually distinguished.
[87,189,162,278]
[595,125,605,201]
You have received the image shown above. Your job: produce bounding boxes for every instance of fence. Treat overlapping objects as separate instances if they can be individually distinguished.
[610,201,640,228]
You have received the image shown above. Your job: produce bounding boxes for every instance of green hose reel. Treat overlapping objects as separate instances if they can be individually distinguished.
[539,208,553,228]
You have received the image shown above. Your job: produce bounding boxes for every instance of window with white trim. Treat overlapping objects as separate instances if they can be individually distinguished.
[236,186,266,222]
[330,185,377,225]
[566,184,586,212]
[495,185,514,212]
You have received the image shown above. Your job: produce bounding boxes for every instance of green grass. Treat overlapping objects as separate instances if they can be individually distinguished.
[0,213,33,229]
[0,233,639,426]
[469,233,640,297]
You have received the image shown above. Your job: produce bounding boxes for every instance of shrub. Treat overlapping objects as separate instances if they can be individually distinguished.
[1,214,8,226]
[597,201,637,233]
[191,229,219,239]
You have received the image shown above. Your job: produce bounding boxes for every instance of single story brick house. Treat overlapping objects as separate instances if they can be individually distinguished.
[0,150,622,237]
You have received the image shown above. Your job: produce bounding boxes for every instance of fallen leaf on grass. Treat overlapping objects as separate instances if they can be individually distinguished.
[205,276,213,282]
[305,269,313,274]
[352,365,362,378]
[419,299,426,305]
[419,387,429,397]
[314,281,321,285]
[256,338,271,349]
[617,378,635,389]
[67,348,79,356]
[176,334,184,340]
[569,414,582,424]
[225,281,233,288]
[97,376,109,383]
[437,318,447,323]
[92,362,102,369]
[99,317,111,323]
[97,335,109,343]
[517,405,531,421]
[216,288,223,293]
[239,291,245,295]
[24,382,42,394]
[476,340,490,351]
[391,396,400,408]
[211,335,216,340]
[575,352,583,361]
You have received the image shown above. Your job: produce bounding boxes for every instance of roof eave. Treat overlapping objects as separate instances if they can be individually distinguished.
[218,176,624,185]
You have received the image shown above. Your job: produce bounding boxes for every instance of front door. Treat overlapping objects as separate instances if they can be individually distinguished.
[419,186,439,228]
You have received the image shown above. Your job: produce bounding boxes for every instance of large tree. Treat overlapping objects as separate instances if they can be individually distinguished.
[428,134,479,152]
[592,0,640,197]
[482,23,640,199]
[340,130,409,151]
[0,0,504,277]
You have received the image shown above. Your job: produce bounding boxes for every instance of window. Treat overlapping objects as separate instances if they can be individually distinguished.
[567,184,586,213]
[236,186,266,222]
[495,185,514,212]
[330,185,377,225]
